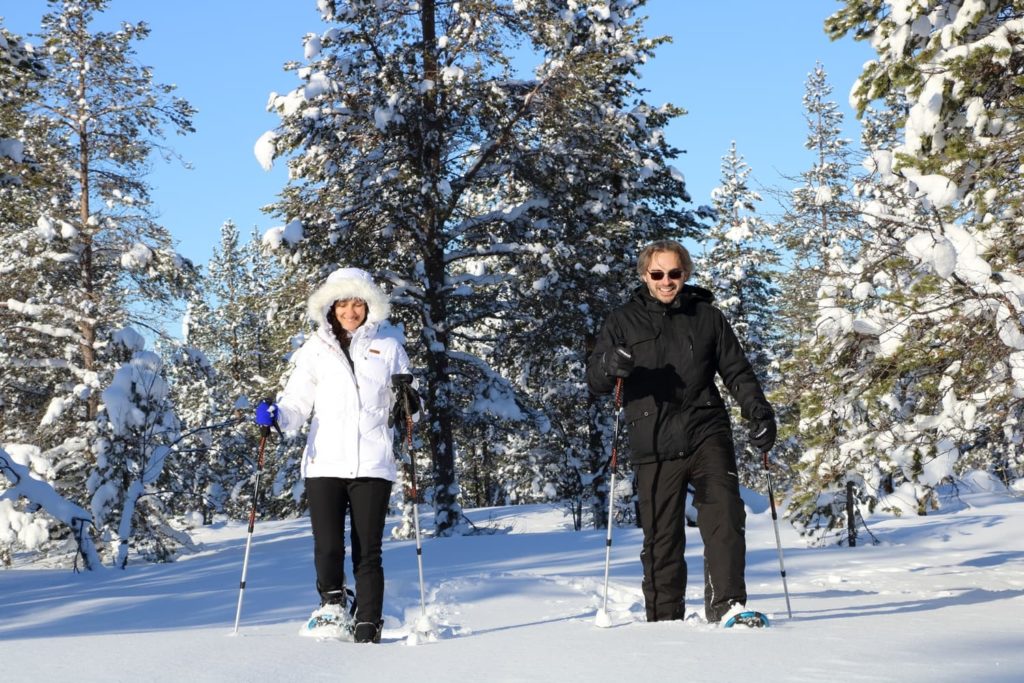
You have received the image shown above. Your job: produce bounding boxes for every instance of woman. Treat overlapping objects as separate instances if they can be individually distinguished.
[255,267,417,644]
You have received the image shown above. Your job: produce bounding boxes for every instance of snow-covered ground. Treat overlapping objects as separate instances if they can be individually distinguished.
[2,483,1023,682]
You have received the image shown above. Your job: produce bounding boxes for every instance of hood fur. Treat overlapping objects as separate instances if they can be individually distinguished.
[306,267,391,326]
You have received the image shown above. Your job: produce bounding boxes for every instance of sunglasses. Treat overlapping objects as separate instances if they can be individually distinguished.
[647,269,684,281]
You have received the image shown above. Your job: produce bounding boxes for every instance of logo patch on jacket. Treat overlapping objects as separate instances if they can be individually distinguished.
[368,348,381,355]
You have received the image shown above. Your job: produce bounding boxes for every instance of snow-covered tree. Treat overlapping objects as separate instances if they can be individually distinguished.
[161,309,223,526]
[166,222,302,524]
[698,141,780,486]
[91,332,187,567]
[773,63,860,347]
[1,24,47,182]
[768,62,863,497]
[0,444,102,569]
[258,0,701,534]
[784,1,1024,540]
[780,64,859,264]
[0,0,196,566]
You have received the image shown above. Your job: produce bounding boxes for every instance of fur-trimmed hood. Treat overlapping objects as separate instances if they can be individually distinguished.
[306,267,391,326]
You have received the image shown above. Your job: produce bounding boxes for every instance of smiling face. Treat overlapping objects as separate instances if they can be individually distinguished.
[641,250,687,304]
[333,298,368,332]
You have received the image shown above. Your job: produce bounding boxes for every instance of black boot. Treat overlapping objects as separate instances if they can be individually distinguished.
[353,620,382,644]
[320,589,346,607]
[318,584,356,615]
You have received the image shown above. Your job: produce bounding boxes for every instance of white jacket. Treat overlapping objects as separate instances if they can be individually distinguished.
[275,268,411,481]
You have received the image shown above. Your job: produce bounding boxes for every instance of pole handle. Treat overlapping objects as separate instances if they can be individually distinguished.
[610,377,623,469]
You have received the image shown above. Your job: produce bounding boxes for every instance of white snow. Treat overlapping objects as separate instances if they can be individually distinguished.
[2,491,1021,681]
[304,71,331,99]
[812,185,833,206]
[34,216,57,240]
[120,243,154,271]
[851,317,883,336]
[908,173,958,209]
[303,35,322,60]
[905,231,957,278]
[111,327,147,352]
[39,396,68,427]
[254,130,278,171]
[262,219,303,249]
[851,281,875,300]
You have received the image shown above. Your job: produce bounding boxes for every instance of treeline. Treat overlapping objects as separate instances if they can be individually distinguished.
[1,1,1020,568]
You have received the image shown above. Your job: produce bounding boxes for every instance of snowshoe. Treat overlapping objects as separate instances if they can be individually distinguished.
[300,603,355,640]
[299,587,357,640]
[722,610,770,628]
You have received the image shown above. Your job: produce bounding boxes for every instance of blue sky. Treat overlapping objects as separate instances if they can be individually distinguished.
[3,1,874,268]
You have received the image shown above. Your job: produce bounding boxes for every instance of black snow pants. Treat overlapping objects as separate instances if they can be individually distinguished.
[306,476,392,625]
[635,433,747,623]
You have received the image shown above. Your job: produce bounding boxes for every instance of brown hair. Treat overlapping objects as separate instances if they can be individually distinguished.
[637,239,693,281]
[328,298,367,350]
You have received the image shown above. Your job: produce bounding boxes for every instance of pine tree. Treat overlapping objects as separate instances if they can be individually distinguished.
[91,333,185,567]
[1,23,47,181]
[171,222,301,523]
[0,0,196,566]
[784,2,1024,539]
[259,0,702,534]
[161,296,223,526]
[698,141,780,487]
[0,21,104,567]
[769,62,862,497]
[774,63,859,345]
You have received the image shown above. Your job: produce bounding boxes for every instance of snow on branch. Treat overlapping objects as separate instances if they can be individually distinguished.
[444,240,541,265]
[0,447,103,570]
[445,350,525,421]
[448,199,549,241]
[5,299,45,317]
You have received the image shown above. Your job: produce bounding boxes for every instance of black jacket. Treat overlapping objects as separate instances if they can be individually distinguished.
[587,284,772,465]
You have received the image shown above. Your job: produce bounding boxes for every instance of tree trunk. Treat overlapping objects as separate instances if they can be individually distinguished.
[421,258,460,534]
[417,0,461,535]
[74,18,98,420]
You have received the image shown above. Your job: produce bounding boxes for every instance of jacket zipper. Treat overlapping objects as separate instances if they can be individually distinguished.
[321,330,363,476]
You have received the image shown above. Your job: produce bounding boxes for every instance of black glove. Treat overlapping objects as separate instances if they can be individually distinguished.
[601,346,634,379]
[748,404,777,452]
[389,380,421,428]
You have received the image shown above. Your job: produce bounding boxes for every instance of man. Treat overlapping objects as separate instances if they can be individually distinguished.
[586,239,776,623]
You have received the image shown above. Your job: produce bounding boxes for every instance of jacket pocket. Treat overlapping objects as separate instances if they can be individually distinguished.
[624,396,656,457]
[692,385,726,409]
[356,354,390,410]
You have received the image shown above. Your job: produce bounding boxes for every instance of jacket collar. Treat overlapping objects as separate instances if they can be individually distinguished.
[630,284,714,312]
[315,322,378,358]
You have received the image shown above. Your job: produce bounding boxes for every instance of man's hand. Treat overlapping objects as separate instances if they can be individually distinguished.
[748,404,776,452]
[602,346,634,379]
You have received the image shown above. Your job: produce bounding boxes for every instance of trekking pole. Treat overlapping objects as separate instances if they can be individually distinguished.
[595,377,624,628]
[232,402,281,635]
[763,450,793,619]
[392,374,427,622]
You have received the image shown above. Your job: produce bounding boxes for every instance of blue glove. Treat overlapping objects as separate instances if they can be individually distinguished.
[255,400,278,427]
